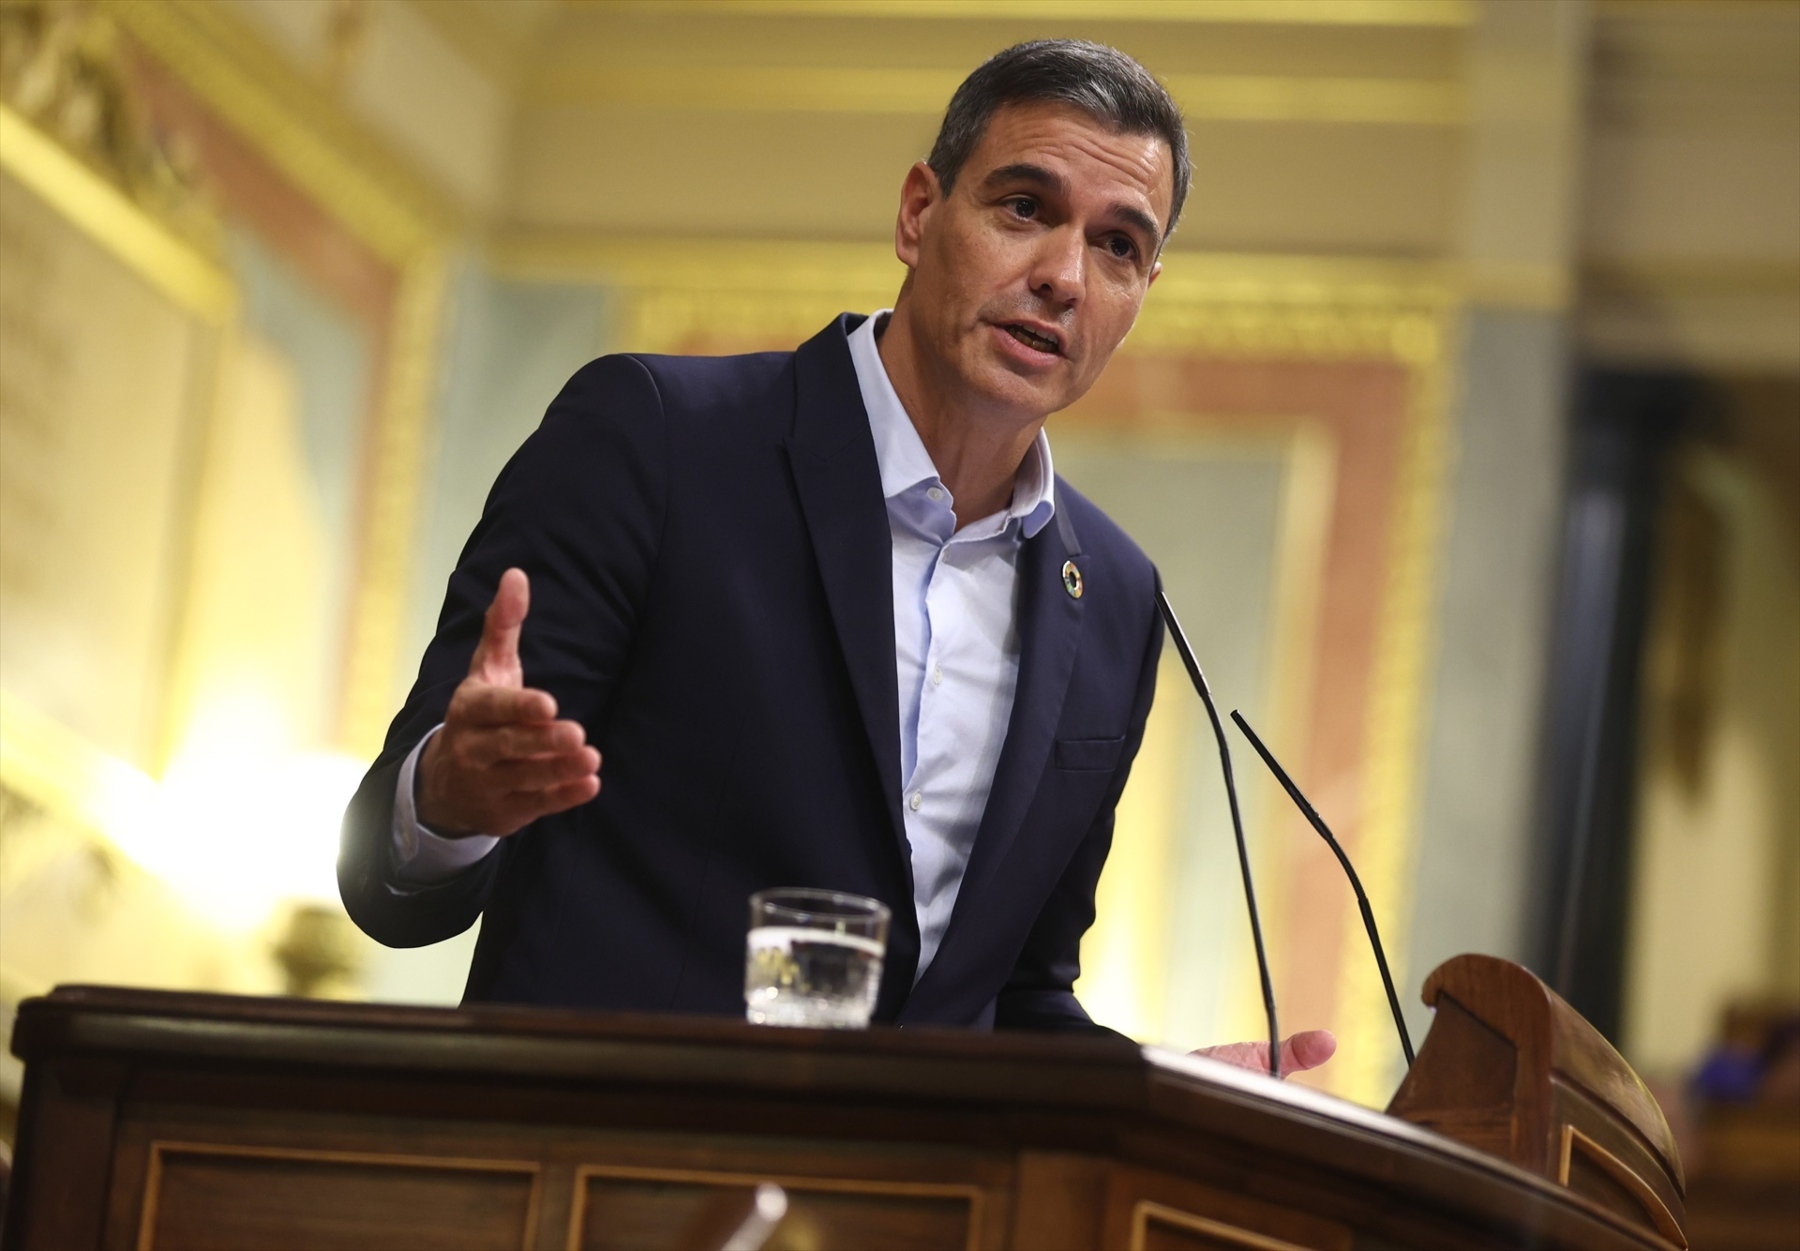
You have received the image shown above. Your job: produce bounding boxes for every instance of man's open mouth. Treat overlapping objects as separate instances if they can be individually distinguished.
[1003,324,1061,356]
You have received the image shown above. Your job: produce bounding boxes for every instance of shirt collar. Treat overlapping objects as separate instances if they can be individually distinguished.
[846,310,1056,539]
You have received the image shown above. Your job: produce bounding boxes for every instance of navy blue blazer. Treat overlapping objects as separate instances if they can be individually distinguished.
[339,315,1162,1030]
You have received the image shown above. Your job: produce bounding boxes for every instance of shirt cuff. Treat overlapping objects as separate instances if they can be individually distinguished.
[390,725,500,887]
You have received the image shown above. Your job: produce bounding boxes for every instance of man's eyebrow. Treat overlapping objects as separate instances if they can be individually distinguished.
[980,162,1165,253]
[981,161,1069,197]
[1112,204,1164,253]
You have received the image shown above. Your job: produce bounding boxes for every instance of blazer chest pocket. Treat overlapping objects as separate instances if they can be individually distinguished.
[1055,735,1126,772]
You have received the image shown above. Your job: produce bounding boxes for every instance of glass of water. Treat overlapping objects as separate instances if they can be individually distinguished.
[745,888,890,1029]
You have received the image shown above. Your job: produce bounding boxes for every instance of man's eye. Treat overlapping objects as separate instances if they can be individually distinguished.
[1107,236,1137,260]
[1007,197,1038,219]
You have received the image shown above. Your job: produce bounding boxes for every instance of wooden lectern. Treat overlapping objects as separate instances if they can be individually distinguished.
[3,955,1684,1250]
[1388,955,1687,1246]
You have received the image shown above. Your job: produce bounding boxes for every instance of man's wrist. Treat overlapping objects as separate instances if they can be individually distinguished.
[392,727,498,886]
[413,730,481,839]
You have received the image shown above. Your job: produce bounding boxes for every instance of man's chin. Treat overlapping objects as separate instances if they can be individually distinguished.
[966,360,1074,422]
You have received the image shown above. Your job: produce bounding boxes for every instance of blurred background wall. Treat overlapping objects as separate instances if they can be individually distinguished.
[0,0,1794,1153]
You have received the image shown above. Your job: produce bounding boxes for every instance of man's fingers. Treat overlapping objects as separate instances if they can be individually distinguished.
[468,568,530,684]
[1190,1041,1265,1071]
[484,772,602,836]
[452,683,558,728]
[519,773,601,814]
[418,727,599,837]
[1280,1029,1337,1074]
[458,719,586,768]
[1190,1029,1337,1078]
[489,745,600,792]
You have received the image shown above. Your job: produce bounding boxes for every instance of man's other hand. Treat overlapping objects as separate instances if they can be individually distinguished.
[1191,1029,1337,1079]
[416,568,602,837]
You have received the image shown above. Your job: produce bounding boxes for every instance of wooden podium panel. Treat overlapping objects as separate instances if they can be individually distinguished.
[5,982,1679,1251]
[1388,956,1687,1245]
[140,1144,542,1251]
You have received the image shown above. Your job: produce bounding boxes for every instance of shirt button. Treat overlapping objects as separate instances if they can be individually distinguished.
[909,791,923,812]
[926,486,944,502]
[932,665,943,686]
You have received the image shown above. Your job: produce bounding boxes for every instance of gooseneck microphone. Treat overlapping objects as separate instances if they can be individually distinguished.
[1229,709,1416,1068]
[1155,591,1282,1079]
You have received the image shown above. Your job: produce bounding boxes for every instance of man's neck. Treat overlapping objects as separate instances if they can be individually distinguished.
[876,308,1046,531]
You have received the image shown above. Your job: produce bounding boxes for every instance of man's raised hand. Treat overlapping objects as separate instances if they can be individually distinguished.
[416,568,601,837]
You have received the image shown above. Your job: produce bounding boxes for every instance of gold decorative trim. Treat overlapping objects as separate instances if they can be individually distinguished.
[136,1140,543,1251]
[1,94,229,773]
[1250,419,1341,987]
[524,65,1464,127]
[113,1,458,262]
[1129,1199,1312,1251]
[0,103,233,320]
[113,0,455,756]
[491,235,906,355]
[1328,300,1456,1112]
[489,234,1460,355]
[565,1162,984,1251]
[1130,265,1454,361]
[1558,1124,1689,1249]
[617,1,1477,27]
[336,251,451,755]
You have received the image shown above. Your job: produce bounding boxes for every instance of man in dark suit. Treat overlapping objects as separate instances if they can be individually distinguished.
[340,40,1331,1070]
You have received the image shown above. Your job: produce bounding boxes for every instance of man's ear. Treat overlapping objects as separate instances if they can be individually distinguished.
[1147,259,1163,289]
[894,161,940,270]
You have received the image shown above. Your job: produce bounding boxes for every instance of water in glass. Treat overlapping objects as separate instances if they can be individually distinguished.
[745,926,884,1028]
[744,888,889,1029]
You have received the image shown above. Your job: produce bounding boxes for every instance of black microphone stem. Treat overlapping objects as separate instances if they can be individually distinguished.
[1230,709,1416,1068]
[1155,591,1282,1079]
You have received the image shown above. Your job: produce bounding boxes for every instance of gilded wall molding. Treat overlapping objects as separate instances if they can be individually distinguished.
[618,1,1476,28]
[0,0,224,259]
[0,102,232,320]
[1334,299,1456,1105]
[521,65,1464,127]
[112,0,456,758]
[0,96,231,782]
[489,235,908,355]
[489,234,1459,356]
[337,254,450,758]
[112,0,459,262]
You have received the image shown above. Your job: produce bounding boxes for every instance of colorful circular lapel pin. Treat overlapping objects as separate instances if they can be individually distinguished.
[1061,560,1083,599]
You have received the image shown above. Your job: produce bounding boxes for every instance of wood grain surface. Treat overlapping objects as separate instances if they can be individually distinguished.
[3,980,1681,1251]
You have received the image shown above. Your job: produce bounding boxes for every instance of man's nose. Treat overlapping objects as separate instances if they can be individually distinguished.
[1028,226,1085,307]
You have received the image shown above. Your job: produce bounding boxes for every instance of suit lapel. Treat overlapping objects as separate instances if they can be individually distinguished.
[783,317,911,883]
[907,502,1086,1011]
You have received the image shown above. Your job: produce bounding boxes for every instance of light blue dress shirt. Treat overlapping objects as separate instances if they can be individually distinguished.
[394,311,1056,979]
[846,311,1056,975]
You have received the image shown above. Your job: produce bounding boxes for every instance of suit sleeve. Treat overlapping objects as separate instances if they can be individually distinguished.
[994,571,1163,1033]
[338,355,668,948]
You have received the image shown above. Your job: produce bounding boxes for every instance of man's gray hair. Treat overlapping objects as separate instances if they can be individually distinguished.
[927,40,1191,240]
